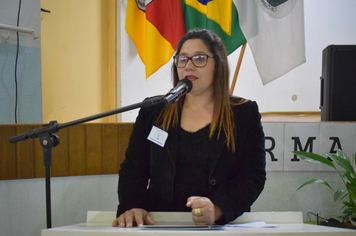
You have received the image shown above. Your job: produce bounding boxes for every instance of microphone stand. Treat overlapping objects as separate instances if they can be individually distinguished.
[9,96,165,229]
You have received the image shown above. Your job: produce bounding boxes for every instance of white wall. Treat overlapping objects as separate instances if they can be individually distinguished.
[0,175,119,236]
[119,0,356,122]
[0,172,344,236]
[0,0,42,124]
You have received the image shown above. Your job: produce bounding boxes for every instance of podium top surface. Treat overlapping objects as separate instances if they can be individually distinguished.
[41,211,356,236]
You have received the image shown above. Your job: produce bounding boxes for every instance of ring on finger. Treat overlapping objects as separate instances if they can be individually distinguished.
[194,208,202,216]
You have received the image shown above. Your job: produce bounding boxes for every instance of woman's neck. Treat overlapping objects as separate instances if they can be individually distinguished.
[180,94,215,132]
[183,93,215,110]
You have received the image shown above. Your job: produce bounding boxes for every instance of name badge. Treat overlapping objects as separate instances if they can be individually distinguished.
[147,126,168,147]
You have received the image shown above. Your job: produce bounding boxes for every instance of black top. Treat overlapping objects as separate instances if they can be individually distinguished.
[173,125,211,211]
[117,97,266,224]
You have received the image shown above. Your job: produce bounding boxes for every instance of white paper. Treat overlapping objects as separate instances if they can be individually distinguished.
[226,221,279,228]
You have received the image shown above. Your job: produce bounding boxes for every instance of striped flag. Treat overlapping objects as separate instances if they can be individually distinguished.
[182,0,246,55]
[125,0,186,78]
[234,0,306,85]
[126,0,305,85]
[125,0,246,78]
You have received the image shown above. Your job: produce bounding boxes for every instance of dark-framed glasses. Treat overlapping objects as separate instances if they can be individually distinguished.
[174,54,214,68]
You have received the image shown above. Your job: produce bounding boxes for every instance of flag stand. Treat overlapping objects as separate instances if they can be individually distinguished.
[230,42,247,94]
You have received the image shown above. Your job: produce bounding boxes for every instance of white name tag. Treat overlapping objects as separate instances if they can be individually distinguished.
[147,126,168,147]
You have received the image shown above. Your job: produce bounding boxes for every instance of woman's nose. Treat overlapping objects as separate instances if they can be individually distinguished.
[185,59,195,70]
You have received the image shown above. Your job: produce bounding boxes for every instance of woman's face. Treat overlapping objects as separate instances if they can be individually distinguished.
[177,39,215,96]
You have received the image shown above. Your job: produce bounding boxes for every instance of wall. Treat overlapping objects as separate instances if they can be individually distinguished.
[0,172,344,236]
[119,0,356,122]
[0,0,42,124]
[0,0,117,125]
[0,175,119,236]
[0,0,118,235]
[1,121,353,235]
[41,0,117,124]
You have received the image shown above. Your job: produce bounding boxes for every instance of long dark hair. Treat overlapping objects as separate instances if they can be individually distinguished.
[158,28,237,152]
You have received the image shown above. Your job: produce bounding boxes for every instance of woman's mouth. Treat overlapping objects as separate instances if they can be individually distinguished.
[185,75,198,82]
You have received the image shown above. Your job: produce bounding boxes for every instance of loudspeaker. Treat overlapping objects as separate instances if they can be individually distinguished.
[320,45,356,121]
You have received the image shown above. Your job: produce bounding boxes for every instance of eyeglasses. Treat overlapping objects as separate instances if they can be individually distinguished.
[174,54,214,68]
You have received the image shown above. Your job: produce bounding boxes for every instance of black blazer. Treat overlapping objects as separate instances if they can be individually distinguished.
[117,97,266,224]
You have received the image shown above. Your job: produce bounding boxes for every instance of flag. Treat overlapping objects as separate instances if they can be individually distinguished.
[233,0,306,85]
[125,0,186,78]
[182,0,246,55]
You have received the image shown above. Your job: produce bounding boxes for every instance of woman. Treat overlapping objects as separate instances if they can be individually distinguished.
[112,28,266,227]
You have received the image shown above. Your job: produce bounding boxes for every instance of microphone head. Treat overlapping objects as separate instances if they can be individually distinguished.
[179,78,193,93]
[163,78,193,106]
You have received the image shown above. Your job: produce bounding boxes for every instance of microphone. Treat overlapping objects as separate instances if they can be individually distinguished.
[163,78,193,106]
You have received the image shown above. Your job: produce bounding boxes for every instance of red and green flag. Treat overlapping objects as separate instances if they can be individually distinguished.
[182,0,246,55]
[125,0,186,78]
[126,0,305,84]
[125,0,246,78]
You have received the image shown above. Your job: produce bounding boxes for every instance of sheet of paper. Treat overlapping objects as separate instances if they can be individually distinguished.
[139,224,224,230]
[226,221,279,228]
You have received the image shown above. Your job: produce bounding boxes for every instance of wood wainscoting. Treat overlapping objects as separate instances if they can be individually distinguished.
[0,113,322,181]
[0,123,133,180]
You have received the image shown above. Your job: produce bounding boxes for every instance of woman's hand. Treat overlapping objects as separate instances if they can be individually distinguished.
[186,196,223,225]
[112,208,154,228]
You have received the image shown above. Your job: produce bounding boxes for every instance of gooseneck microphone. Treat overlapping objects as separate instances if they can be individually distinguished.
[141,78,193,107]
[8,76,192,230]
[163,78,193,105]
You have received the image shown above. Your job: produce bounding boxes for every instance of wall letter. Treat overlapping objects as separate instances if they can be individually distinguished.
[291,137,317,161]
[329,137,342,153]
[265,136,278,162]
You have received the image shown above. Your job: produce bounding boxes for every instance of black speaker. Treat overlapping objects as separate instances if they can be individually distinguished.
[320,45,356,121]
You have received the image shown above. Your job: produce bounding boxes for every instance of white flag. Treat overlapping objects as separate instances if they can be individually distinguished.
[234,0,306,85]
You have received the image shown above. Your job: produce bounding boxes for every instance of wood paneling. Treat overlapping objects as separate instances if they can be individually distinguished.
[16,125,36,179]
[102,124,118,174]
[68,125,86,176]
[86,125,102,175]
[0,123,133,180]
[51,128,69,177]
[1,113,324,181]
[0,126,17,180]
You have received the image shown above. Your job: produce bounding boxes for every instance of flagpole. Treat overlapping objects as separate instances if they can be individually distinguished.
[230,42,247,95]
